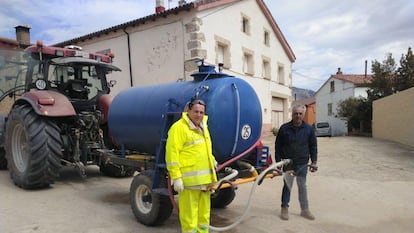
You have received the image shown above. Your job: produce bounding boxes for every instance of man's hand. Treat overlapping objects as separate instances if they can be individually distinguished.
[309,163,318,172]
[173,178,184,193]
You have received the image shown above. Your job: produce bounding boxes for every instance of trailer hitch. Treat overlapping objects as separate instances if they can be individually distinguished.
[60,159,87,178]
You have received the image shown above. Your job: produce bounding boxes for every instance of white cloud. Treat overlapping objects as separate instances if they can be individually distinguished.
[1,0,413,91]
[265,0,414,90]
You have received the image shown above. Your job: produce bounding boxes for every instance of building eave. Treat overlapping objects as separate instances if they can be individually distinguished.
[256,0,296,63]
[0,37,19,46]
[53,0,296,64]
[194,0,297,63]
[53,3,194,47]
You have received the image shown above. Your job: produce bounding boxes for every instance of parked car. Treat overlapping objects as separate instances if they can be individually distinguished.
[314,122,331,137]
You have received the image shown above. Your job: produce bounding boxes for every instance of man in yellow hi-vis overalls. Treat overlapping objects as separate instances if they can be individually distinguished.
[166,99,218,233]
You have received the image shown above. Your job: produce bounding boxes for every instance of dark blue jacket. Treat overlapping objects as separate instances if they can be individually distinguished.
[275,121,317,166]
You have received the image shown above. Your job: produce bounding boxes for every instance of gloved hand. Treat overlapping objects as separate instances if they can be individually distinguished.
[173,178,184,193]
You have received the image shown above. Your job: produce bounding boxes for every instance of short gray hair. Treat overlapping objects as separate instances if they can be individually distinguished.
[292,104,306,114]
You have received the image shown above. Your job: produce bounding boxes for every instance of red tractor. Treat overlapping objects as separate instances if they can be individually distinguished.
[0,42,132,189]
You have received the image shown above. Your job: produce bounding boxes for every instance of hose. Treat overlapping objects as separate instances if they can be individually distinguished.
[211,167,239,193]
[230,83,240,156]
[216,138,261,173]
[209,159,291,232]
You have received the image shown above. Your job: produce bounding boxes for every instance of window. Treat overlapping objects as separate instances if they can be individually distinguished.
[49,64,105,100]
[217,44,225,63]
[277,64,285,84]
[328,103,333,116]
[330,80,335,92]
[215,36,231,69]
[242,47,254,75]
[262,57,271,79]
[241,14,250,35]
[264,30,270,46]
[243,54,254,75]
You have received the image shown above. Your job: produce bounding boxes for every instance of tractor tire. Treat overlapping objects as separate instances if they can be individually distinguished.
[0,147,6,170]
[99,163,135,178]
[5,104,62,189]
[130,171,173,226]
[211,187,236,208]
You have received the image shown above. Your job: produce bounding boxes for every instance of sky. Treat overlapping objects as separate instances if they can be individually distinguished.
[1,0,413,91]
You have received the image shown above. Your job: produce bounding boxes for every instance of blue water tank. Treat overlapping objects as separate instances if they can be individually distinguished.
[108,69,262,163]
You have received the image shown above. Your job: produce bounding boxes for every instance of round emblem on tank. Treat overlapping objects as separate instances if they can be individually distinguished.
[241,124,251,140]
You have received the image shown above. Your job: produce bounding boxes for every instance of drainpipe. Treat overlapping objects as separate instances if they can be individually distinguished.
[123,28,134,87]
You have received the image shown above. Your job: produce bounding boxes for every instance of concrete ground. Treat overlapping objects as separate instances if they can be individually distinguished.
[1,135,414,233]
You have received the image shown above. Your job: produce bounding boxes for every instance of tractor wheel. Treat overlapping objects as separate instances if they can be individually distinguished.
[130,171,173,226]
[99,163,135,177]
[211,187,236,208]
[0,147,7,170]
[5,104,62,189]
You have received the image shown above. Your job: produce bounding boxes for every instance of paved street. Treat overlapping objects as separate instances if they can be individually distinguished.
[1,135,414,233]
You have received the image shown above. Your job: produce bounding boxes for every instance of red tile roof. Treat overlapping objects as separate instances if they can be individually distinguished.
[332,74,372,85]
[0,37,18,45]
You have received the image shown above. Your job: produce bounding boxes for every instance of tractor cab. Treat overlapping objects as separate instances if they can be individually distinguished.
[24,41,120,112]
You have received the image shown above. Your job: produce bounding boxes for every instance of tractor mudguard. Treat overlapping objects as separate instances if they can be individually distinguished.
[16,90,76,117]
[98,94,113,124]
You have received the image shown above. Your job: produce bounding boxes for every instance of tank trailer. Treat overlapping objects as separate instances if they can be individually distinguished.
[0,43,290,227]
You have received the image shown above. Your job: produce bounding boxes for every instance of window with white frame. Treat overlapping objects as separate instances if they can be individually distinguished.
[262,57,271,79]
[241,14,251,35]
[264,29,270,46]
[277,64,285,84]
[215,35,231,69]
[242,47,254,75]
[328,103,333,116]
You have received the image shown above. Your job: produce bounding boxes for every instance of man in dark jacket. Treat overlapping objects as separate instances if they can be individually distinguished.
[275,104,318,220]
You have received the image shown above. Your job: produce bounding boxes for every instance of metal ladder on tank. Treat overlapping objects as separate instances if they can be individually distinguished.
[152,111,181,195]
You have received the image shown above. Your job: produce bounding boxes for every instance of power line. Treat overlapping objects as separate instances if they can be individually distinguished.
[292,70,327,81]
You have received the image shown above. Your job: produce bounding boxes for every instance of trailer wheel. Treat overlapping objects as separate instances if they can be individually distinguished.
[5,104,62,189]
[130,171,173,226]
[0,148,7,170]
[211,187,236,208]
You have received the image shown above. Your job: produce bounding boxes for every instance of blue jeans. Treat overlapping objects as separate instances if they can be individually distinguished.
[281,164,309,210]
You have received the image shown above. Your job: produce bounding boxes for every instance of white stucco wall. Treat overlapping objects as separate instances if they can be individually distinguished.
[71,0,293,134]
[315,78,359,136]
[78,15,186,95]
[316,77,370,136]
[354,87,368,98]
[78,31,131,95]
[196,0,293,132]
[129,21,185,86]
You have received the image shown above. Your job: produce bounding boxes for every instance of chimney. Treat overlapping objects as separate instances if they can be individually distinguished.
[178,0,187,6]
[365,60,367,78]
[336,67,343,75]
[15,25,31,48]
[155,0,165,13]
